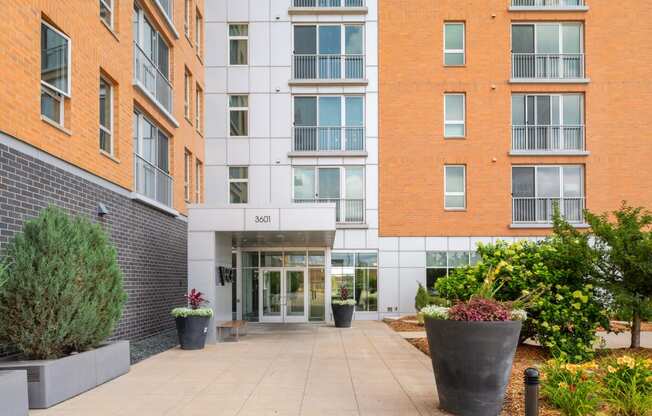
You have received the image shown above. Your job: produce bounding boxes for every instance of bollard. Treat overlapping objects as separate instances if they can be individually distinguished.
[524,367,540,416]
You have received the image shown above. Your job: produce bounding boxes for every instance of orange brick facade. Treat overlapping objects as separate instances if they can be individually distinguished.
[379,0,652,237]
[0,0,204,215]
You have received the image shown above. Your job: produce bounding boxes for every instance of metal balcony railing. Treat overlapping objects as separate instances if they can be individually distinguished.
[511,0,585,7]
[294,198,365,224]
[293,0,365,7]
[133,42,173,113]
[293,54,365,80]
[134,154,173,207]
[512,53,585,80]
[512,125,584,152]
[293,127,365,152]
[512,197,585,224]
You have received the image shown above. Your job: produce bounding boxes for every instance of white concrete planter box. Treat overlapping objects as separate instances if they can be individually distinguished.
[0,341,129,409]
[0,370,29,416]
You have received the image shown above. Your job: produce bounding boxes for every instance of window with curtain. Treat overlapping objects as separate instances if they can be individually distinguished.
[444,165,466,210]
[229,24,248,65]
[444,94,465,138]
[444,22,465,66]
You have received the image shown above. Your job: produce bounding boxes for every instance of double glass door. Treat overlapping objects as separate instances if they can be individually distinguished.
[259,268,307,322]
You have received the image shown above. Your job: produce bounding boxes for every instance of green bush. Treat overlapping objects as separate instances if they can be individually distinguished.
[415,282,431,311]
[171,307,214,318]
[0,206,126,359]
[435,216,608,362]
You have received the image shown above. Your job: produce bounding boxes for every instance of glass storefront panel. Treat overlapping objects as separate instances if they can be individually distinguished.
[261,251,283,267]
[355,268,377,312]
[284,251,307,267]
[309,268,325,321]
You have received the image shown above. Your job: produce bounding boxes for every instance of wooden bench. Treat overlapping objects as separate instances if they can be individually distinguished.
[216,320,248,341]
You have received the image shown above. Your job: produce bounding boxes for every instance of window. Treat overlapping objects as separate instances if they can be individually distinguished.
[331,252,378,312]
[133,111,172,206]
[184,0,191,38]
[293,95,364,151]
[99,77,113,154]
[195,9,203,57]
[184,69,191,120]
[195,160,202,203]
[512,94,584,151]
[133,5,172,112]
[184,150,191,201]
[100,0,113,28]
[229,95,248,136]
[156,0,173,20]
[292,24,364,80]
[229,167,248,204]
[511,23,584,79]
[426,251,480,293]
[444,23,465,66]
[512,165,584,223]
[444,94,465,138]
[293,166,365,223]
[195,84,203,133]
[229,24,248,65]
[444,165,466,210]
[41,21,71,125]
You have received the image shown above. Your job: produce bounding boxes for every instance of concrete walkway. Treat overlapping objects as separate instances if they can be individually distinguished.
[31,321,448,416]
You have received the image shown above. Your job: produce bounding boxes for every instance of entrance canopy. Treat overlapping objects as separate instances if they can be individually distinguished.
[188,203,337,247]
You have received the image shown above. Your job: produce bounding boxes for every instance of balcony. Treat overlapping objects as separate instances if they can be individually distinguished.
[293,127,365,153]
[511,53,586,82]
[512,197,585,225]
[290,0,366,13]
[510,0,588,11]
[292,54,365,84]
[511,125,586,154]
[133,43,175,123]
[134,154,173,208]
[294,198,365,224]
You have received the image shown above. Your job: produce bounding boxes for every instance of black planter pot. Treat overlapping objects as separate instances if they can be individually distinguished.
[424,318,522,416]
[175,315,210,350]
[331,304,354,328]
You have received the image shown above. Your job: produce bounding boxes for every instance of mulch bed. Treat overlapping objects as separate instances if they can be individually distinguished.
[390,317,651,416]
[383,316,424,332]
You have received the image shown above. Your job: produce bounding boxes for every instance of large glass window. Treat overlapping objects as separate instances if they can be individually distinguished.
[444,23,465,66]
[195,160,202,203]
[444,165,466,210]
[293,95,364,151]
[133,111,172,206]
[184,69,191,120]
[195,9,202,57]
[229,24,248,65]
[444,94,465,138]
[293,24,364,79]
[426,251,480,293]
[229,167,248,204]
[99,77,113,154]
[229,95,248,136]
[512,165,585,223]
[195,83,203,132]
[184,150,191,201]
[331,252,378,312]
[41,22,70,125]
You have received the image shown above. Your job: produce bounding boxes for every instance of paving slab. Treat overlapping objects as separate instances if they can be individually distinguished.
[30,321,450,416]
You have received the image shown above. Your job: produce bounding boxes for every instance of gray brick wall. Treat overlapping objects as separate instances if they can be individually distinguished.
[0,142,188,341]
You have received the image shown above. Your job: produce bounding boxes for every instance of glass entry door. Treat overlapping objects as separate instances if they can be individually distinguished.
[259,268,308,322]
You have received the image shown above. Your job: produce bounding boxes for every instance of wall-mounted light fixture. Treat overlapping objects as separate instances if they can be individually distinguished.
[97,203,109,217]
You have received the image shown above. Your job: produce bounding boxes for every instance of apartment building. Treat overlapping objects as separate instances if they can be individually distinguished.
[378,0,652,313]
[0,0,204,340]
[189,0,379,341]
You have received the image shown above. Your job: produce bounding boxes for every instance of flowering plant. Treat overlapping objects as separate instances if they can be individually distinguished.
[541,358,601,416]
[332,286,356,306]
[601,355,652,416]
[185,288,207,309]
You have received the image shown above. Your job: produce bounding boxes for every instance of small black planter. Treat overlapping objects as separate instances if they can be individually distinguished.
[331,304,354,328]
[424,318,522,416]
[175,316,210,350]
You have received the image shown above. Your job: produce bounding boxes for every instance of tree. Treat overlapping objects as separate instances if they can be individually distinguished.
[585,203,652,348]
[0,206,127,359]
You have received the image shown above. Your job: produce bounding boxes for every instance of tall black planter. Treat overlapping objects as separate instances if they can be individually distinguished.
[175,316,210,350]
[331,304,354,328]
[424,318,522,416]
